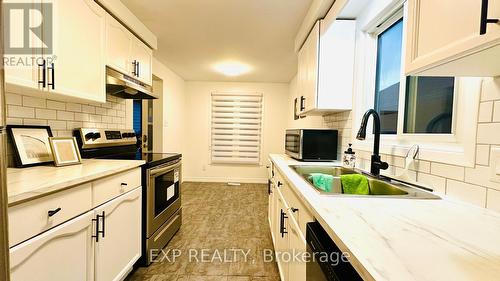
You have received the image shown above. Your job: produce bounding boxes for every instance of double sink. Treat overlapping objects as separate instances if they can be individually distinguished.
[291,165,440,199]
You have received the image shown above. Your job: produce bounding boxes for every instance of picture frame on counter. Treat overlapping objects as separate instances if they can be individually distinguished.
[49,137,82,167]
[7,125,54,168]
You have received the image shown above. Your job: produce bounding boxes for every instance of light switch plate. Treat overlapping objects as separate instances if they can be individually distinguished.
[491,147,500,183]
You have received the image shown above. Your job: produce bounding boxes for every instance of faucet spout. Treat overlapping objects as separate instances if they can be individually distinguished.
[356,109,388,176]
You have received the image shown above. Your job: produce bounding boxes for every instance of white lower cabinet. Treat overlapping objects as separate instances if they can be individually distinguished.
[10,211,94,281]
[269,166,311,281]
[94,187,142,281]
[9,170,143,281]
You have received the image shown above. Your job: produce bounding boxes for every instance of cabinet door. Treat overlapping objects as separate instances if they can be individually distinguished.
[94,187,141,281]
[288,219,307,281]
[268,181,275,238]
[130,38,153,85]
[105,14,133,75]
[301,21,319,113]
[275,195,289,281]
[4,1,46,92]
[9,211,94,281]
[49,0,106,102]
[406,0,500,76]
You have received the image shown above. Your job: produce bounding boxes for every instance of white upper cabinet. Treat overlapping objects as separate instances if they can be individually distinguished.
[49,0,106,102]
[4,0,107,103]
[105,14,133,75]
[405,0,500,76]
[105,15,153,85]
[297,19,356,116]
[9,212,94,281]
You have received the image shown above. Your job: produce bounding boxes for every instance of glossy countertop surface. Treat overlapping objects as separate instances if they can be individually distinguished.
[269,154,500,281]
[7,159,145,206]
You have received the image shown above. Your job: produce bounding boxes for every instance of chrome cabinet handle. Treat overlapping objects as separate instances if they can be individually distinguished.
[47,207,61,217]
[480,0,499,35]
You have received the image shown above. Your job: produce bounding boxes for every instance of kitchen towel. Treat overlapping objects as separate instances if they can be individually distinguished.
[308,173,334,192]
[341,174,370,195]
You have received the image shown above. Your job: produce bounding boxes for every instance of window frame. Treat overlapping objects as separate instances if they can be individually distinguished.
[352,2,481,167]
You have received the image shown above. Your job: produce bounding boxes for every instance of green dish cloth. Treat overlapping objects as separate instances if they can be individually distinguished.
[341,174,370,195]
[308,173,334,192]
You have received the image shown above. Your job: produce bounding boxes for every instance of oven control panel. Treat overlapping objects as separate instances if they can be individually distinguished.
[76,128,137,149]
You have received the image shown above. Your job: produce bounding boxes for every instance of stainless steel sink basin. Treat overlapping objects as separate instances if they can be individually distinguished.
[290,165,440,199]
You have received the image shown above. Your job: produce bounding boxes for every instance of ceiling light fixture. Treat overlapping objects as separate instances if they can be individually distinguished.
[213,61,252,77]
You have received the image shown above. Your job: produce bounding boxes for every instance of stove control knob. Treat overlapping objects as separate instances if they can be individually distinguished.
[84,132,95,141]
[130,132,136,137]
[93,132,101,140]
[122,132,128,138]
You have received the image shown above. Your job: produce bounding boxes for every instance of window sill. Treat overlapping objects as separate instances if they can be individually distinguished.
[351,137,475,167]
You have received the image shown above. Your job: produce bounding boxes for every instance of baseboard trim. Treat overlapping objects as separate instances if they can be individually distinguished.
[183,177,268,184]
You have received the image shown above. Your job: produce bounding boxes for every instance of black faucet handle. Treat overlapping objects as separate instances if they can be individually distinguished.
[379,161,389,170]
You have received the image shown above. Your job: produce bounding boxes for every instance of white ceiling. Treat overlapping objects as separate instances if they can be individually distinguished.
[121,0,313,83]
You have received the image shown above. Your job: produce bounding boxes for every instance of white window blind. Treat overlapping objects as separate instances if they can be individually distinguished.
[211,92,263,164]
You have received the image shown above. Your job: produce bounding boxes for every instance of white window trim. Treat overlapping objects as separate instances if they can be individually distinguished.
[351,1,481,167]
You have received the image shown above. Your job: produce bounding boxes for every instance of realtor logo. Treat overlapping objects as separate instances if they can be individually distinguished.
[3,3,53,54]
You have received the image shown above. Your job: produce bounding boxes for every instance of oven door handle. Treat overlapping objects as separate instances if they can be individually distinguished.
[149,161,181,177]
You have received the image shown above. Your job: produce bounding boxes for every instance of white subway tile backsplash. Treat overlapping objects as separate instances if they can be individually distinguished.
[409,160,431,173]
[476,145,491,166]
[89,114,102,122]
[465,165,500,190]
[5,93,22,105]
[66,103,82,112]
[95,107,107,115]
[23,119,47,126]
[82,105,96,114]
[107,109,117,116]
[66,121,83,130]
[7,105,34,118]
[431,163,465,181]
[47,120,67,130]
[478,101,494,122]
[417,173,446,194]
[22,96,46,108]
[446,180,487,207]
[477,123,500,145]
[6,118,22,125]
[35,108,56,119]
[57,111,75,121]
[47,100,66,110]
[494,101,500,122]
[74,113,90,122]
[481,78,500,101]
[487,189,500,213]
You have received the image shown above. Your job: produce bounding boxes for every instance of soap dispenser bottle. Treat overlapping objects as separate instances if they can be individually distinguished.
[343,143,356,168]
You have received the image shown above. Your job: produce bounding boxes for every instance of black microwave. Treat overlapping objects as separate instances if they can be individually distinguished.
[285,129,338,161]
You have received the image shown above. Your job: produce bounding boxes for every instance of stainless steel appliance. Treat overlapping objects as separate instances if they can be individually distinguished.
[106,67,158,100]
[74,128,182,266]
[285,129,338,161]
[0,0,11,276]
[306,221,362,281]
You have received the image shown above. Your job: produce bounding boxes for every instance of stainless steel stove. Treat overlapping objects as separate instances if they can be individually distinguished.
[74,128,182,266]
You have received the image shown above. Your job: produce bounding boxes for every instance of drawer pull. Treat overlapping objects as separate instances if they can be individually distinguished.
[121,183,128,186]
[277,181,283,187]
[47,208,61,217]
[291,207,299,213]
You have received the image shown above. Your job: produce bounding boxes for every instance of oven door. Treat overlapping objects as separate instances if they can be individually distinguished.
[146,159,182,237]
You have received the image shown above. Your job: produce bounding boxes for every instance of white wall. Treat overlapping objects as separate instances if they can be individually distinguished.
[183,81,289,183]
[152,58,186,153]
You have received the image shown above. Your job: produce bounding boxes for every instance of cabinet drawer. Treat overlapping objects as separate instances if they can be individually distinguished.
[92,168,141,207]
[8,184,92,247]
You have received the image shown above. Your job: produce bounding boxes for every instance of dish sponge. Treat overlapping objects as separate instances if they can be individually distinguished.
[341,174,370,195]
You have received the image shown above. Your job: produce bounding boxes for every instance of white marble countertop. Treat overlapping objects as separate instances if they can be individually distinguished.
[269,154,500,281]
[7,159,145,206]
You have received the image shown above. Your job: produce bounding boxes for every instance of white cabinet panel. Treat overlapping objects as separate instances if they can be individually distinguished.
[130,38,153,85]
[49,0,106,102]
[9,211,94,281]
[94,187,141,281]
[105,14,133,74]
[92,167,141,207]
[406,0,500,76]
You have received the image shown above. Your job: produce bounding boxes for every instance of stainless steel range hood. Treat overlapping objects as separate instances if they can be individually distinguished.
[106,67,157,99]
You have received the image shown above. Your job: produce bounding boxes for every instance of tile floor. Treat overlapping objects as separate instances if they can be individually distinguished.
[126,182,280,281]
